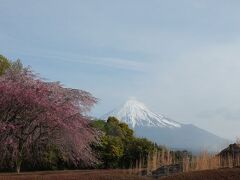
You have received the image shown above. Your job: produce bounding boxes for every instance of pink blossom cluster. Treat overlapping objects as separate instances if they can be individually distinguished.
[0,68,98,169]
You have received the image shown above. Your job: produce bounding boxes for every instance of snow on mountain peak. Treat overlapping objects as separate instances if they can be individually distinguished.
[102,99,182,128]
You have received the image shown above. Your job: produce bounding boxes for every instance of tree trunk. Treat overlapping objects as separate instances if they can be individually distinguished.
[16,164,21,174]
[16,161,21,174]
[16,140,23,173]
[16,153,22,174]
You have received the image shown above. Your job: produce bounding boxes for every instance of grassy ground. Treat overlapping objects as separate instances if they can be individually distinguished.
[159,168,240,180]
[0,170,150,180]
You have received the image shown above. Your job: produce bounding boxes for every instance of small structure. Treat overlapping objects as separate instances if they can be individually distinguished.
[219,143,240,167]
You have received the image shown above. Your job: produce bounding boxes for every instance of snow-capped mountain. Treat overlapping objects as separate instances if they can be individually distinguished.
[102,99,228,153]
[102,99,181,128]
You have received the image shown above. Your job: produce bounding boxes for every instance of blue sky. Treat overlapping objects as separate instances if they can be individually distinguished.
[1,0,240,139]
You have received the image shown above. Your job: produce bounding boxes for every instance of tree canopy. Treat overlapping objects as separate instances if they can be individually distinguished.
[0,62,98,172]
[91,117,160,168]
[0,55,10,75]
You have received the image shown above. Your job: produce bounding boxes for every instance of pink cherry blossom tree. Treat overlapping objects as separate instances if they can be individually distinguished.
[0,66,98,173]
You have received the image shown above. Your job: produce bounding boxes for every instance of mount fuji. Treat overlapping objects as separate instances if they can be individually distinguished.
[102,99,228,153]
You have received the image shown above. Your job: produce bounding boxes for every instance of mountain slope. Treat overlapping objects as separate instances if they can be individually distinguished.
[102,99,181,128]
[134,125,227,153]
[102,99,228,153]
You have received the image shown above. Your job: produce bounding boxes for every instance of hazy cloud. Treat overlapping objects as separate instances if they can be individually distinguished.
[198,107,240,121]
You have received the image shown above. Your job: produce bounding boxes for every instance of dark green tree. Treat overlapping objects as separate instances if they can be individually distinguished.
[100,136,124,168]
[91,117,159,168]
[0,55,10,75]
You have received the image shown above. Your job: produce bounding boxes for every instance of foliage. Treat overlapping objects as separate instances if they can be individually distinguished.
[0,62,98,172]
[121,137,156,168]
[0,54,10,75]
[101,136,124,168]
[21,144,65,171]
[0,55,24,76]
[91,117,159,168]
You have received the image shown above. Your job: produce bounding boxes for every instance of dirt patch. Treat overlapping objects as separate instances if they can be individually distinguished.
[0,170,150,180]
[159,168,240,180]
[2,168,240,180]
